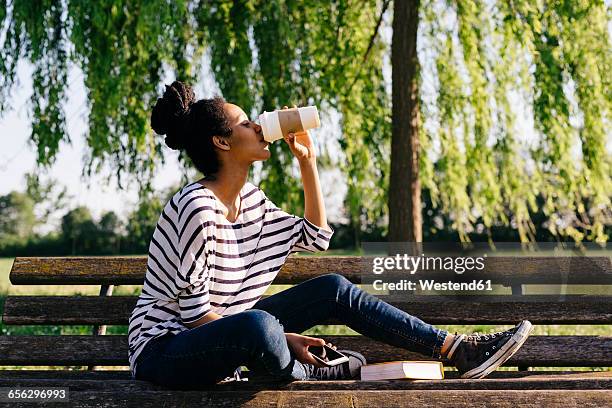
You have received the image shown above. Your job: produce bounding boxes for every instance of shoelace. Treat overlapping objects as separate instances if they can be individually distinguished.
[466,328,512,342]
[446,327,514,361]
[221,366,247,382]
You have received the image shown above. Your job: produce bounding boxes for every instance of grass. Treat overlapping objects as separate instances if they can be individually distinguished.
[0,257,610,372]
[0,258,14,293]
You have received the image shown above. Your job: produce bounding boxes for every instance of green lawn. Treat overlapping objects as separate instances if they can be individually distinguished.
[0,257,609,371]
[0,258,14,294]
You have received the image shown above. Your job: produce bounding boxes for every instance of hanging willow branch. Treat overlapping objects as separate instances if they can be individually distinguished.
[343,0,391,97]
[0,0,609,243]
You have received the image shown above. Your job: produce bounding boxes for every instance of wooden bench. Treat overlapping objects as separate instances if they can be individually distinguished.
[1,256,610,407]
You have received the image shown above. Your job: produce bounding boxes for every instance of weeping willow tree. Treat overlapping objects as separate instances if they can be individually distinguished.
[416,0,611,243]
[0,0,610,244]
[0,0,196,187]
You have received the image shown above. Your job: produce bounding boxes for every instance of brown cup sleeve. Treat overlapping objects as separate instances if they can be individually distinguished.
[278,108,304,135]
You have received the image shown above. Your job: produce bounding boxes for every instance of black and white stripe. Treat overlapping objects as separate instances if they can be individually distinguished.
[127,181,333,378]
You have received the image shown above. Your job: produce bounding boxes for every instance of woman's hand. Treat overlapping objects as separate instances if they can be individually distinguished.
[281,105,316,163]
[285,332,328,367]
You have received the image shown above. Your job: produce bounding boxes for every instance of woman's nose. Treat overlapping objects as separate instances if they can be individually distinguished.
[253,122,262,133]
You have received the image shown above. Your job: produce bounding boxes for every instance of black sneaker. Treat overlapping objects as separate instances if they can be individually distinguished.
[304,350,366,380]
[446,320,533,379]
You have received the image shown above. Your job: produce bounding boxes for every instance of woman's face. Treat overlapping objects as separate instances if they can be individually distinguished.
[223,103,270,163]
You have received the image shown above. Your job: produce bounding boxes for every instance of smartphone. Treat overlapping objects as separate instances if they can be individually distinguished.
[309,345,349,367]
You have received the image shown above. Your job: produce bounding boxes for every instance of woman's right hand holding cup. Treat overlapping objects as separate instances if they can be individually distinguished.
[281,105,316,163]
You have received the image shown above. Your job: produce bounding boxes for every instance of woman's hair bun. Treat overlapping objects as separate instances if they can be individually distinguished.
[151,81,196,150]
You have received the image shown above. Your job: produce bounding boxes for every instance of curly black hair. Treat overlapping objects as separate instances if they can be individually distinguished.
[151,81,232,176]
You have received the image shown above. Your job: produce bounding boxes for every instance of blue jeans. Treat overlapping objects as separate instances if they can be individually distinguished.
[134,274,448,389]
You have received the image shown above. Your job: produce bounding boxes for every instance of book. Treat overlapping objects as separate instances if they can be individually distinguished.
[360,361,444,381]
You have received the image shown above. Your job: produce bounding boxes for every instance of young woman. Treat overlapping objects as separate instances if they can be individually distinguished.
[128,81,532,389]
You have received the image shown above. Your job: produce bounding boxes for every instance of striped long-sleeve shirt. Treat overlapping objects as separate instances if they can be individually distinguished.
[127,181,333,378]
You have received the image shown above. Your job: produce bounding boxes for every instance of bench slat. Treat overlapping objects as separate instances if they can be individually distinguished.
[4,295,612,325]
[0,335,608,366]
[0,369,605,381]
[10,256,612,285]
[0,389,605,407]
[0,372,609,391]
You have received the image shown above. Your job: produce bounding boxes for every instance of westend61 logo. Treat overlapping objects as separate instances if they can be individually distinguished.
[372,254,486,275]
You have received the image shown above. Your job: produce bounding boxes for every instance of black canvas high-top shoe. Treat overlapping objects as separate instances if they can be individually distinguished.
[446,320,533,379]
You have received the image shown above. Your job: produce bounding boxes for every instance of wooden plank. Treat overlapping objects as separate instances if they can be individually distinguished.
[0,370,133,380]
[2,370,612,387]
[327,335,612,367]
[4,295,612,325]
[10,256,612,285]
[0,369,605,381]
[3,390,608,407]
[2,296,135,325]
[0,335,609,366]
[0,372,610,391]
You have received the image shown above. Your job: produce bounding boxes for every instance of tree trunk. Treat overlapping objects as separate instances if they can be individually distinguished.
[389,0,421,246]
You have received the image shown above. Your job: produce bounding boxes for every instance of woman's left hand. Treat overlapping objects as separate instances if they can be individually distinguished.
[282,105,316,163]
[285,332,326,366]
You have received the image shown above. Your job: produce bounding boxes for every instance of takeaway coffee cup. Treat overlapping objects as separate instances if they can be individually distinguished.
[258,106,321,142]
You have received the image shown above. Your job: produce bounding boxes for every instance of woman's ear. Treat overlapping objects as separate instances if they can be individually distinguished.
[212,135,231,151]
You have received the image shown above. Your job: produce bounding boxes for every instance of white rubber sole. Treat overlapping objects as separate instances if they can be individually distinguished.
[461,320,533,379]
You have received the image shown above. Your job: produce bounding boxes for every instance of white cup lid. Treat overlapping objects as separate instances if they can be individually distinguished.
[259,111,284,142]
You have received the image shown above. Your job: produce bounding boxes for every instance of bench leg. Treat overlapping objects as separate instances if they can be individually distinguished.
[518,365,530,372]
[88,284,114,371]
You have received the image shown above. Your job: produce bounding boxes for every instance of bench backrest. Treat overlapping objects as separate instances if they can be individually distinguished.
[1,256,610,369]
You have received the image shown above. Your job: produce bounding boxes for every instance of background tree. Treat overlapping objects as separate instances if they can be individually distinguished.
[124,192,164,253]
[25,172,70,223]
[97,211,122,254]
[0,192,36,247]
[389,0,421,243]
[60,206,98,254]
